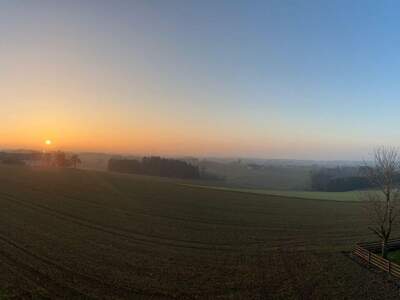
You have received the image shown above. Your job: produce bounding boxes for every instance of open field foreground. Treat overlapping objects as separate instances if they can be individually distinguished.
[1,165,400,299]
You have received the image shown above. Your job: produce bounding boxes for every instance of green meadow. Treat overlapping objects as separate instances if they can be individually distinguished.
[181,184,367,202]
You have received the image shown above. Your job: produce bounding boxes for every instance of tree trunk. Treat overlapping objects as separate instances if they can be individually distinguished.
[382,239,388,259]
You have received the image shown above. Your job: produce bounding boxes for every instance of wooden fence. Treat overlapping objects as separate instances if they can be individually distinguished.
[353,239,400,278]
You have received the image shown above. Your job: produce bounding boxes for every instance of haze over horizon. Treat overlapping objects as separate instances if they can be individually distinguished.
[2,1,400,160]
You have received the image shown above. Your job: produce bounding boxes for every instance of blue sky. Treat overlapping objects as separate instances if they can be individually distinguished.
[1,1,400,159]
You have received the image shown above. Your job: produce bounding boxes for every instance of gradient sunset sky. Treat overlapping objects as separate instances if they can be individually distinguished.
[2,1,400,160]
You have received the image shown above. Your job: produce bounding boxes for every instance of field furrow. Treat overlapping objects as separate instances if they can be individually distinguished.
[0,166,399,299]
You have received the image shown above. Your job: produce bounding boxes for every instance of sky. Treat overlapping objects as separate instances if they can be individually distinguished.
[1,0,400,160]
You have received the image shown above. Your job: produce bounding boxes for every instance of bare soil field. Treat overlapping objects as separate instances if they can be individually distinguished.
[0,165,399,299]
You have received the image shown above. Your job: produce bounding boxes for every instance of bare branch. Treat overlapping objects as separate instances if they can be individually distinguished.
[361,146,400,258]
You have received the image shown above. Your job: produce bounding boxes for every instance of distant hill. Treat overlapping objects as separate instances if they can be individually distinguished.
[1,149,368,190]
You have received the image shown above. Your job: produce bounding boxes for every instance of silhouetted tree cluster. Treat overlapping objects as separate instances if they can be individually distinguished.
[54,151,67,167]
[311,165,400,192]
[0,151,41,165]
[324,176,370,192]
[0,151,82,168]
[108,157,200,179]
[70,154,82,168]
[46,151,82,168]
[1,157,26,165]
[311,170,370,191]
[311,167,368,191]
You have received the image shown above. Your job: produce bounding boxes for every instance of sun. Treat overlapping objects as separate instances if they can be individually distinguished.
[45,139,52,145]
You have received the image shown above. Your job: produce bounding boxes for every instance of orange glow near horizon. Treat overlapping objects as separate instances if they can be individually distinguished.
[4,1,400,162]
[0,3,373,161]
[0,121,363,160]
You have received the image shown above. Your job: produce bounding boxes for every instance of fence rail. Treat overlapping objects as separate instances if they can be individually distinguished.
[353,240,400,278]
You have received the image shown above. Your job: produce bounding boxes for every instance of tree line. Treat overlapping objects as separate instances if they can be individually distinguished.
[0,151,81,168]
[310,166,400,192]
[43,151,81,168]
[310,168,369,191]
[0,151,41,165]
[108,156,201,179]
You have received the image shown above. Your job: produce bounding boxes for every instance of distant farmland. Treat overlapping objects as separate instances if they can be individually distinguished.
[181,184,366,202]
[0,165,399,299]
[199,160,313,190]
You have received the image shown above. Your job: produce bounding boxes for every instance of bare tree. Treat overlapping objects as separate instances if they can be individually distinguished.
[54,151,67,167]
[362,146,400,258]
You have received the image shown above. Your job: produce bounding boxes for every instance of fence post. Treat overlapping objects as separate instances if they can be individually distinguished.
[368,251,370,267]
